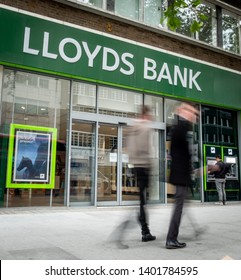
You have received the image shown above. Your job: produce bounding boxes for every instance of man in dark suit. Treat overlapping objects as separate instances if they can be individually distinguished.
[166,103,198,249]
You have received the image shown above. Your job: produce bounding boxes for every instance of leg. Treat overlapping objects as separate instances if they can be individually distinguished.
[222,180,227,204]
[215,180,223,202]
[135,167,148,233]
[114,220,131,249]
[166,186,187,242]
[135,167,156,241]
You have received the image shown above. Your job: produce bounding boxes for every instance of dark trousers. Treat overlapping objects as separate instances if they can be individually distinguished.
[135,167,150,235]
[166,185,187,241]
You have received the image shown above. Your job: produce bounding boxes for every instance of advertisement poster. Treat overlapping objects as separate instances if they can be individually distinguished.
[6,124,57,189]
[14,131,50,182]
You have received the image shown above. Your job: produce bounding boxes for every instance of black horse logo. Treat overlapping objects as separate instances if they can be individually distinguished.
[16,142,48,180]
[17,156,35,179]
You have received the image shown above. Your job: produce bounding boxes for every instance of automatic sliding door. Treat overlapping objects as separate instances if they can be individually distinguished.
[122,129,165,204]
[97,124,118,203]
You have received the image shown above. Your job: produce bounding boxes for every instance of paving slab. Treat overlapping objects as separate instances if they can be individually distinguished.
[0,203,240,260]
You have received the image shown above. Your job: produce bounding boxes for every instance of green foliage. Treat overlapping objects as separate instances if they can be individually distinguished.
[162,0,207,33]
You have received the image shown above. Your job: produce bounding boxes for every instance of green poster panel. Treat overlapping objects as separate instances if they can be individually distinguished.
[6,124,57,189]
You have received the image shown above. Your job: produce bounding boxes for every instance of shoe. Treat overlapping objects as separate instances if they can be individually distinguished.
[116,241,129,249]
[194,226,208,237]
[215,202,223,205]
[223,201,227,205]
[166,240,186,249]
[142,233,156,242]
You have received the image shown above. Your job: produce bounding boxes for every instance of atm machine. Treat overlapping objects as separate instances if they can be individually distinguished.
[222,147,239,200]
[204,145,221,202]
[203,145,240,201]
[223,147,238,179]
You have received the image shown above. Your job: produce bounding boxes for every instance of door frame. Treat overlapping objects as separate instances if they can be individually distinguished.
[69,111,166,207]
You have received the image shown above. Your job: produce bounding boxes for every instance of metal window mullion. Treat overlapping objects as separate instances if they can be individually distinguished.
[94,84,99,206]
[94,120,99,206]
[199,104,204,203]
[217,5,223,48]
[117,125,122,204]
[65,81,73,207]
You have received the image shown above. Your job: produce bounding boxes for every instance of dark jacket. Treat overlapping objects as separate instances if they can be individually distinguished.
[210,161,226,179]
[169,119,192,186]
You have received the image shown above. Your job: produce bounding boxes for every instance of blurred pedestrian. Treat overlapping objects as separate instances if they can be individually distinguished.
[166,102,198,249]
[126,105,156,242]
[110,105,156,248]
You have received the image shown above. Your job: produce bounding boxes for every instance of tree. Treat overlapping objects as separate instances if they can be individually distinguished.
[163,0,207,33]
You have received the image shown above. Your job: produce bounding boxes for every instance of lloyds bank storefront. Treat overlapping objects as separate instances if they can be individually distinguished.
[0,5,241,208]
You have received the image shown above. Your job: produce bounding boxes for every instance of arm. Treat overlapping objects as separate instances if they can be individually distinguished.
[208,163,221,174]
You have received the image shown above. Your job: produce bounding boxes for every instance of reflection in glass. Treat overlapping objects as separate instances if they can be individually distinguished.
[195,3,216,46]
[97,124,117,202]
[70,121,96,204]
[122,127,139,202]
[72,82,96,113]
[144,0,166,28]
[115,0,139,20]
[222,10,240,54]
[144,95,163,122]
[122,127,164,203]
[202,106,237,146]
[1,69,70,207]
[98,86,141,118]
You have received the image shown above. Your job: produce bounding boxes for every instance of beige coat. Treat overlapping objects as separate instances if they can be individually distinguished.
[125,119,152,167]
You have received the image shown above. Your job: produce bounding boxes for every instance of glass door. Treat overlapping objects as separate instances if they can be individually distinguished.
[69,120,96,205]
[122,128,165,204]
[97,123,119,204]
[97,123,165,205]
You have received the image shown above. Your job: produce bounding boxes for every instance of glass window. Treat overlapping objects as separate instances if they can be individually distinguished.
[144,0,166,28]
[222,10,240,54]
[175,3,193,38]
[70,121,96,204]
[14,98,48,116]
[74,0,240,55]
[28,75,38,87]
[107,0,114,12]
[76,0,102,8]
[26,103,38,115]
[0,69,70,207]
[202,106,238,146]
[14,98,27,114]
[72,81,96,113]
[144,94,164,122]
[168,1,218,46]
[165,99,181,129]
[39,78,49,89]
[107,0,139,20]
[195,3,217,46]
[38,101,49,115]
[15,72,27,85]
[117,0,139,20]
[98,86,141,118]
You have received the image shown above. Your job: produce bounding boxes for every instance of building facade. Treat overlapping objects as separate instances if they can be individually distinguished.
[0,0,241,208]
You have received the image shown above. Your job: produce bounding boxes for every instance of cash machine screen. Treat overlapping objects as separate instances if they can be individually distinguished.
[207,159,217,166]
[225,157,236,164]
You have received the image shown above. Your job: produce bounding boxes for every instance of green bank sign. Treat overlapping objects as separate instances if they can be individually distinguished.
[0,6,241,108]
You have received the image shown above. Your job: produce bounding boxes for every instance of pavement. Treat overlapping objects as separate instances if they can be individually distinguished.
[0,202,241,260]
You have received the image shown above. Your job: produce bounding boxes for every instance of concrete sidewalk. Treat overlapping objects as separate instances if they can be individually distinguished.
[0,202,240,260]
